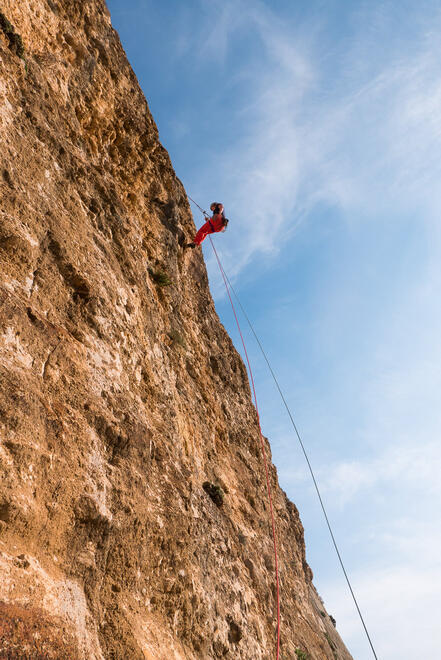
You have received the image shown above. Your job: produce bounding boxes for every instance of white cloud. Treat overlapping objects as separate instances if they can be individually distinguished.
[108,3,441,657]
[177,5,441,656]
[185,0,441,282]
[266,229,441,658]
[318,442,441,506]
[321,560,441,660]
[197,2,244,66]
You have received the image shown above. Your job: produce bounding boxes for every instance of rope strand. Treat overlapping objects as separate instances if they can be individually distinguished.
[215,253,379,660]
[188,195,209,217]
[209,236,281,660]
[189,195,378,659]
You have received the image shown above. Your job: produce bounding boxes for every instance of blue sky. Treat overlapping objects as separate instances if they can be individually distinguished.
[107,1,441,657]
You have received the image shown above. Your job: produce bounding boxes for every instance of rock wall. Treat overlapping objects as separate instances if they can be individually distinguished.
[0,2,353,658]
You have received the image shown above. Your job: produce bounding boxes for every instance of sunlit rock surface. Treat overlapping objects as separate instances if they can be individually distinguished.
[0,2,353,658]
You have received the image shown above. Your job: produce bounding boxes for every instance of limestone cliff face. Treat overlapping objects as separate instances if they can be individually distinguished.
[0,2,353,658]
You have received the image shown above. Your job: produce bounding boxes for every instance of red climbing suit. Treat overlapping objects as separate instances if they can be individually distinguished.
[192,203,226,245]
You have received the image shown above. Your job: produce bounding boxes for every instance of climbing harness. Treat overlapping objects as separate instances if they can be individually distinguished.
[211,246,380,660]
[209,236,281,660]
[188,196,229,237]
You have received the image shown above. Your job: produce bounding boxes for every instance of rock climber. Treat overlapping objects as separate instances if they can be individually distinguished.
[185,202,229,249]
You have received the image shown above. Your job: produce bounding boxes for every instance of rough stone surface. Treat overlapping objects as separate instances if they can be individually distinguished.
[0,2,354,658]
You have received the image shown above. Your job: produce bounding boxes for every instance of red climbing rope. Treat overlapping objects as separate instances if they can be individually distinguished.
[209,236,281,660]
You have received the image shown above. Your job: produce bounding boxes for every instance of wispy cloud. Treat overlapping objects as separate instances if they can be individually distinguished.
[187,4,441,658]
[323,558,441,659]
[109,2,441,657]
[317,442,441,506]
[181,0,441,280]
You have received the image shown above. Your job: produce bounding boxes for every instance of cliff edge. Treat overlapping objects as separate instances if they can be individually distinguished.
[0,2,353,658]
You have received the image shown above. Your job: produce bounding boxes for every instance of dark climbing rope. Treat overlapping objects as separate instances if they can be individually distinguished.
[212,250,379,660]
[188,195,210,217]
[209,236,281,660]
[189,194,379,657]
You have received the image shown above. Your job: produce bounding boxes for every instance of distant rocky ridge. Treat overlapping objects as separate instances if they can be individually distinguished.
[0,1,353,658]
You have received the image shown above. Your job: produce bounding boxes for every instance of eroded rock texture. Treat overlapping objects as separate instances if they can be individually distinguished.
[0,2,353,658]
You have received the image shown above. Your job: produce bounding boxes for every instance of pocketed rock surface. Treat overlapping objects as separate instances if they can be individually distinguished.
[0,2,354,658]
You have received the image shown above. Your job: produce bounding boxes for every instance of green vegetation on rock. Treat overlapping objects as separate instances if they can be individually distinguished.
[148,268,172,287]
